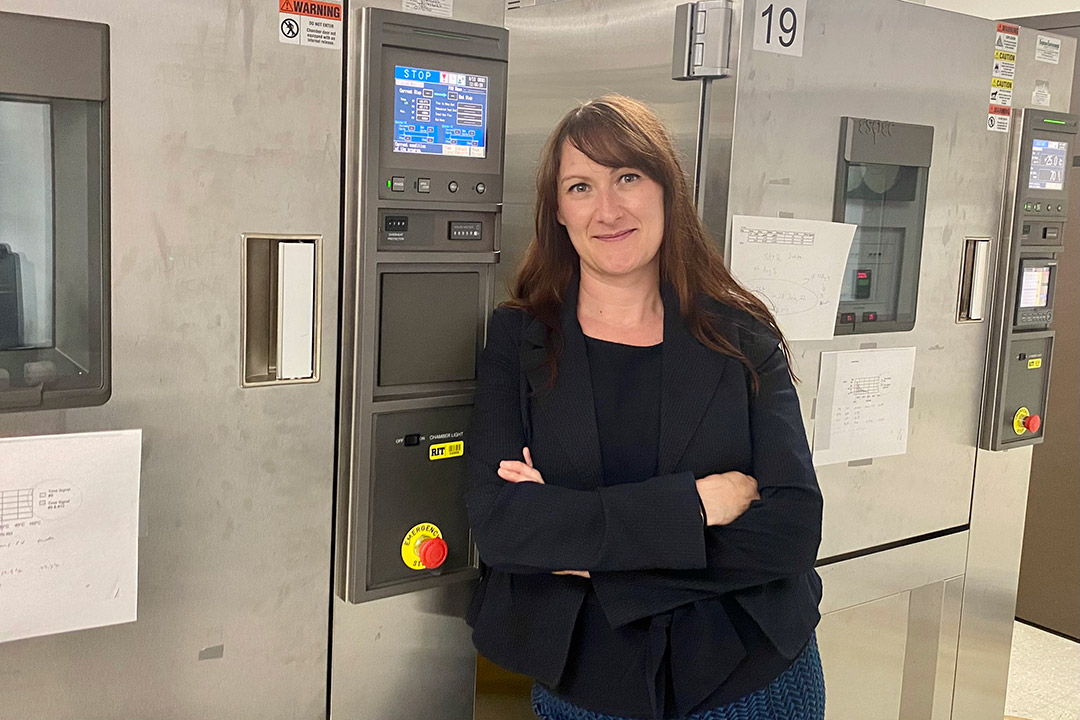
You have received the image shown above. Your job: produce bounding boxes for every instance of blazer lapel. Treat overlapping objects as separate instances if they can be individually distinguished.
[657,285,731,475]
[521,280,605,490]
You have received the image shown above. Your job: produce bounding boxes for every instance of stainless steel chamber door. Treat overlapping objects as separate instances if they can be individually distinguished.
[0,2,341,718]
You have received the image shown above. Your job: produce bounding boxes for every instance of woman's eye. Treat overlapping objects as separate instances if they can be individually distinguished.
[568,183,588,193]
[619,173,641,184]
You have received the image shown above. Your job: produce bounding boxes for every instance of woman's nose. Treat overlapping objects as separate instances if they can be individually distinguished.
[593,188,623,223]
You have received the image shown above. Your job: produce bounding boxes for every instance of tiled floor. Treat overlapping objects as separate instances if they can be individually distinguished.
[1005,621,1080,720]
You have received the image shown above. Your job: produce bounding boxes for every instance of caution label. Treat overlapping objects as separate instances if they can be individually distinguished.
[279,0,342,50]
[429,441,464,461]
[1027,358,1043,369]
[988,24,1019,126]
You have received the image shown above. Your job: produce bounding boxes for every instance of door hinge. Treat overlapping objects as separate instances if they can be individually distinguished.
[672,1,734,80]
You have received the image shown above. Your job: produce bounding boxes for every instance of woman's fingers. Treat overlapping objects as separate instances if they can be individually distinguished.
[523,446,534,468]
[498,460,544,483]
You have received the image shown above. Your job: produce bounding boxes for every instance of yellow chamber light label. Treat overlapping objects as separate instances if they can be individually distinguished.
[429,441,464,461]
[1027,358,1042,369]
[401,522,442,570]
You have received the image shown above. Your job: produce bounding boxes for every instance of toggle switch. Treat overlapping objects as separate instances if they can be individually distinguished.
[403,434,421,446]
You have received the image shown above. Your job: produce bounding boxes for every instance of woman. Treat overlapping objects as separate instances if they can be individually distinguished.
[465,95,824,720]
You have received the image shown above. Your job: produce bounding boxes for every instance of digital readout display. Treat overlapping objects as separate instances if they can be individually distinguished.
[1029,139,1068,191]
[1019,266,1051,308]
[393,65,488,157]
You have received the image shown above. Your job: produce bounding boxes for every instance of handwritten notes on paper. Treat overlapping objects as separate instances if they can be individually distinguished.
[730,216,857,341]
[813,348,916,466]
[0,430,141,643]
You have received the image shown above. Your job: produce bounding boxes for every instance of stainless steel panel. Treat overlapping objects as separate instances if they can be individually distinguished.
[726,0,1007,558]
[817,532,967,615]
[818,575,964,720]
[952,446,1035,720]
[0,1,341,718]
[819,592,909,720]
[330,589,477,720]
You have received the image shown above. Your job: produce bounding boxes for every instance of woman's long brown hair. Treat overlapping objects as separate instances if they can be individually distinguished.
[507,94,793,391]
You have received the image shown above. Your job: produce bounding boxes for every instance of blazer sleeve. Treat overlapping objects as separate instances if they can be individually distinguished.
[464,307,708,573]
[591,326,823,627]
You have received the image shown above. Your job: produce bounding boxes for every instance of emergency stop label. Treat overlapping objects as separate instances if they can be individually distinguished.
[279,0,341,50]
[429,441,464,460]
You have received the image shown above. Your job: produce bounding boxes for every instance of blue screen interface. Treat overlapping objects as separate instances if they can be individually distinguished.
[1029,139,1068,191]
[394,65,488,157]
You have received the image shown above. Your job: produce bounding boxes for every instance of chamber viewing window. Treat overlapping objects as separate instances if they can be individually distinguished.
[0,13,110,411]
[833,118,933,335]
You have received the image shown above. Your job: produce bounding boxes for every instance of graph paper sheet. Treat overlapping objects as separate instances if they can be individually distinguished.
[729,215,857,341]
[0,430,141,643]
[813,348,916,466]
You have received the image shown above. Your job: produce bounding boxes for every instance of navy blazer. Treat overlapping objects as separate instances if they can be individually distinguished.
[465,280,823,699]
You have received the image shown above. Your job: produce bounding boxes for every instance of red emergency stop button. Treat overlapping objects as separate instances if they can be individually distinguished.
[417,537,448,569]
[1023,414,1041,433]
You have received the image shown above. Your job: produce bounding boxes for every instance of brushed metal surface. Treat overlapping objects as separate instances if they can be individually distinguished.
[0,1,341,718]
[819,592,910,720]
[726,0,1006,559]
[952,446,1035,720]
[817,532,967,615]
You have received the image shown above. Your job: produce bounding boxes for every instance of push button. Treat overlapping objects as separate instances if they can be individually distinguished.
[391,176,405,192]
[417,537,448,569]
[448,180,459,193]
[401,522,447,571]
[475,182,486,195]
[417,178,431,193]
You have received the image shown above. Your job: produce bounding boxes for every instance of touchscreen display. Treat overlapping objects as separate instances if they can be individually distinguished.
[393,65,488,157]
[1019,266,1051,308]
[1029,139,1068,191]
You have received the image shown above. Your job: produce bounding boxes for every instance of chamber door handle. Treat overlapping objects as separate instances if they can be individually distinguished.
[959,237,992,322]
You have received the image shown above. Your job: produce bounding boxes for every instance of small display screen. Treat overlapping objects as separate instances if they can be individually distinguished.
[1019,266,1052,308]
[1029,139,1068,191]
[393,65,488,157]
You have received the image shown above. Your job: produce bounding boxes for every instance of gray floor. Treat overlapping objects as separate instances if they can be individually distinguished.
[1005,621,1080,720]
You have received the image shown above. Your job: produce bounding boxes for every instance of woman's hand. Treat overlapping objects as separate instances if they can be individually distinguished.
[497,446,545,484]
[696,471,760,526]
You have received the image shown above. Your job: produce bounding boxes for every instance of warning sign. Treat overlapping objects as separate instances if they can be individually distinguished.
[987,104,1011,133]
[995,23,1019,54]
[279,0,342,49]
[988,24,1018,125]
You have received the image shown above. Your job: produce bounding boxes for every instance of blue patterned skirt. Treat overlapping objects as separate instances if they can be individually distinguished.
[531,633,825,720]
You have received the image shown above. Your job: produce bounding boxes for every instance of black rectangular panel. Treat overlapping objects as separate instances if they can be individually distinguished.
[378,271,479,386]
[368,406,473,589]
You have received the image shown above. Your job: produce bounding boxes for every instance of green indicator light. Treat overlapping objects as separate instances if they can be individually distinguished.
[387,179,392,188]
[1043,119,1067,125]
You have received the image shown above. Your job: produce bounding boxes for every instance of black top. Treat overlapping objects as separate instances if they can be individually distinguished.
[544,335,794,718]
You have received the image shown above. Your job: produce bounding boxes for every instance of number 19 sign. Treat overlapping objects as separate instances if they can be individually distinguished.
[754,0,806,58]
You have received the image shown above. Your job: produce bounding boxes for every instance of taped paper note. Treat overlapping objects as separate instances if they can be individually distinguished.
[0,430,141,643]
[813,348,916,466]
[730,216,857,341]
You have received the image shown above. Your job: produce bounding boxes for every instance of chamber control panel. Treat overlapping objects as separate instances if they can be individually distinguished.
[981,110,1077,451]
[338,8,508,603]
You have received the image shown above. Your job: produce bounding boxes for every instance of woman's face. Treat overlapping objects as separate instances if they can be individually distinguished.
[555,140,665,283]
